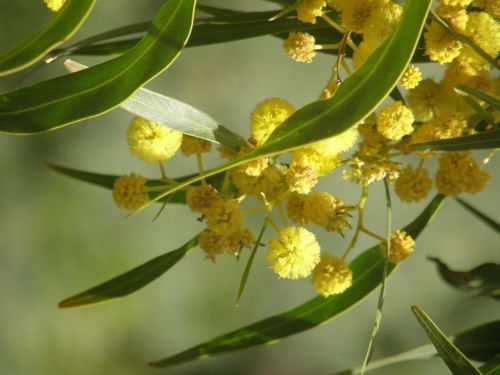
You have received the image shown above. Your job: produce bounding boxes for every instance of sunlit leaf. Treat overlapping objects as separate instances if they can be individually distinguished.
[64,59,246,149]
[0,0,95,76]
[408,130,500,152]
[428,257,500,300]
[59,236,199,308]
[148,194,444,368]
[455,198,500,234]
[412,306,482,374]
[0,0,196,134]
[142,0,433,209]
[332,320,500,375]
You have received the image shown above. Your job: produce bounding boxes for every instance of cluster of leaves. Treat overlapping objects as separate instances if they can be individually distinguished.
[0,0,498,373]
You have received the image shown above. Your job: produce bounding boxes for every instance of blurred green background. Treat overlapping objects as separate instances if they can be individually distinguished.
[0,1,498,374]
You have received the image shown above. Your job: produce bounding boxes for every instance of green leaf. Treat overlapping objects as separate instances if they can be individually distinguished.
[457,95,495,127]
[412,306,482,374]
[0,0,196,135]
[455,85,500,111]
[148,194,444,368]
[428,257,500,300]
[54,10,337,56]
[331,320,500,375]
[479,355,500,375]
[52,21,151,59]
[51,8,431,63]
[0,0,95,76]
[429,11,500,71]
[59,236,198,308]
[408,130,500,152]
[235,219,268,306]
[63,59,246,149]
[455,198,500,234]
[454,321,500,362]
[142,0,433,209]
[44,162,232,205]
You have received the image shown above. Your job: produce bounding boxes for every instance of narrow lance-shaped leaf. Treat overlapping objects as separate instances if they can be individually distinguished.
[0,0,196,135]
[63,59,247,149]
[50,8,432,63]
[332,320,500,375]
[429,11,500,71]
[51,21,151,59]
[411,306,482,374]
[479,355,500,375]
[455,198,500,234]
[140,0,433,211]
[44,162,232,205]
[455,85,500,111]
[59,236,199,308]
[0,0,95,76]
[408,130,500,152]
[149,194,444,368]
[457,95,495,127]
[236,219,268,306]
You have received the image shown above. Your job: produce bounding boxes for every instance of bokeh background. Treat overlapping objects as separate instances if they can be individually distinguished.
[0,1,498,374]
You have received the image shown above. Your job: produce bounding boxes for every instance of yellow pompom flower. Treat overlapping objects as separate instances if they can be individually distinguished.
[342,155,401,185]
[198,230,224,261]
[411,112,468,148]
[286,193,309,225]
[44,0,66,11]
[306,126,358,156]
[395,166,433,203]
[296,0,325,24]
[363,2,403,45]
[352,40,379,70]
[267,226,321,279]
[304,192,352,234]
[381,230,415,263]
[400,65,422,90]
[231,165,288,202]
[311,255,353,296]
[357,118,389,157]
[376,101,414,141]
[326,0,349,11]
[283,32,317,63]
[485,0,500,19]
[463,12,500,61]
[407,79,445,121]
[424,21,462,64]
[250,98,295,145]
[341,0,388,34]
[180,135,212,156]
[436,4,469,32]
[286,164,318,194]
[291,149,341,177]
[206,199,242,235]
[186,184,219,213]
[440,0,473,7]
[435,152,489,196]
[127,116,183,163]
[112,173,149,211]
